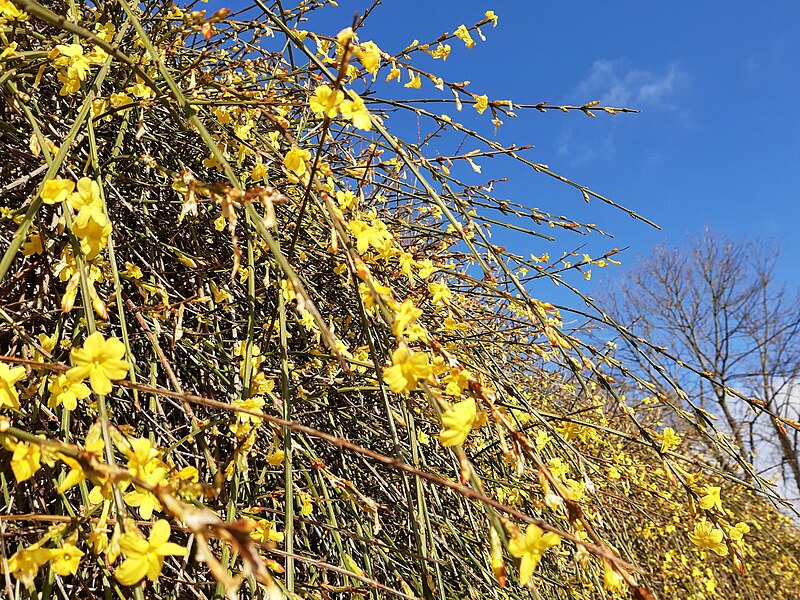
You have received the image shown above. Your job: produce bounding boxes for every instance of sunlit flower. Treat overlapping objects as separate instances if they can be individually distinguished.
[283,147,311,177]
[688,518,728,555]
[41,177,75,205]
[67,177,102,211]
[392,299,422,339]
[67,332,130,396]
[439,398,481,446]
[5,544,51,586]
[340,92,371,130]
[430,43,451,60]
[428,281,451,306]
[508,524,561,586]
[661,426,681,452]
[48,542,83,576]
[382,345,432,393]
[0,362,26,409]
[404,73,421,89]
[114,520,188,586]
[474,95,489,114]
[48,374,91,410]
[71,204,112,259]
[22,231,43,256]
[56,454,87,493]
[249,519,284,543]
[309,84,344,118]
[251,160,268,181]
[354,40,381,75]
[11,439,41,482]
[698,485,722,512]
[453,25,476,48]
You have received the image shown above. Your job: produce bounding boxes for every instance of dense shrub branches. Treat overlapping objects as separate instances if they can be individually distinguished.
[0,1,798,599]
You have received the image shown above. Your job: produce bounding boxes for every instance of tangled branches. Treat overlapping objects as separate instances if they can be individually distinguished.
[1,1,798,599]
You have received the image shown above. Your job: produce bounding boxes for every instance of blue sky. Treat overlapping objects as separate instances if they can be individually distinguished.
[292,1,800,295]
[212,1,800,299]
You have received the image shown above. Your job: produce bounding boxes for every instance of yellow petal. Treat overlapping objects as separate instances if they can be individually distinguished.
[115,555,149,586]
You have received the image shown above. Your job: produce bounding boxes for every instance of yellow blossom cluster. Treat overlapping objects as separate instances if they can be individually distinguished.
[42,177,113,261]
[309,84,372,130]
[47,23,114,95]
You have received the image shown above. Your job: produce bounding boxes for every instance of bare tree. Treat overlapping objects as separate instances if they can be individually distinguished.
[606,229,800,499]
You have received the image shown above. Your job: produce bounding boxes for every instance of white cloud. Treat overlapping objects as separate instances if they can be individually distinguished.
[556,126,616,161]
[556,59,688,162]
[575,59,687,108]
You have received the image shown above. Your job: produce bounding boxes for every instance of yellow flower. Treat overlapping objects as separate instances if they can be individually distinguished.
[11,439,41,482]
[417,259,437,279]
[110,91,133,111]
[309,84,344,118]
[91,97,110,120]
[474,95,489,115]
[298,490,314,515]
[67,177,102,211]
[392,299,423,339]
[71,204,112,259]
[336,189,357,210]
[443,316,469,331]
[280,278,296,302]
[430,43,451,60]
[404,73,421,89]
[439,398,482,447]
[41,177,75,204]
[728,521,750,544]
[602,560,626,593]
[385,67,401,82]
[485,10,499,27]
[340,93,372,131]
[698,485,722,512]
[67,332,130,396]
[442,368,472,397]
[508,524,561,586]
[37,332,57,354]
[688,518,728,556]
[0,40,17,62]
[354,40,382,75]
[0,0,28,23]
[428,281,451,306]
[251,160,268,181]
[283,147,312,177]
[229,396,265,438]
[114,520,188,586]
[5,544,51,586]
[249,519,284,543]
[661,426,681,452]
[121,262,143,279]
[22,231,43,256]
[348,219,392,254]
[48,542,83,576]
[454,25,476,49]
[267,449,285,466]
[382,345,432,394]
[51,44,91,81]
[126,79,154,99]
[0,362,26,409]
[48,374,91,411]
[124,464,166,519]
[56,454,87,493]
[124,437,161,478]
[336,26,355,46]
